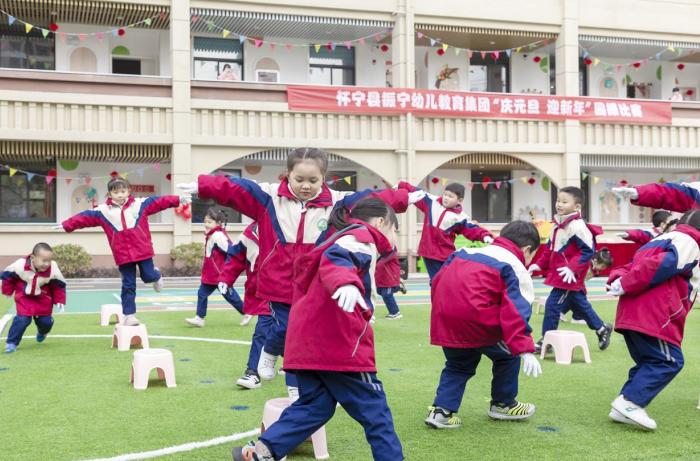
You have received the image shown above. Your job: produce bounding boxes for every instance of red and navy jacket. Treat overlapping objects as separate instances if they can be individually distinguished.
[633,182,700,213]
[533,212,595,291]
[219,223,269,316]
[431,238,536,356]
[61,195,180,266]
[375,249,401,288]
[398,181,493,261]
[2,257,66,317]
[608,224,700,347]
[197,175,408,305]
[622,227,663,246]
[284,222,393,372]
[201,226,232,285]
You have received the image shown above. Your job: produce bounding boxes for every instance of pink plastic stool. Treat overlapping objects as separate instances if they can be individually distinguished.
[112,324,149,352]
[130,348,176,390]
[262,397,329,459]
[540,330,592,365]
[100,304,124,326]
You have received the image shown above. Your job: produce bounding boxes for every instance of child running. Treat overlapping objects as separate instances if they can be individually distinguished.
[426,221,542,428]
[528,186,613,352]
[605,210,700,430]
[617,210,673,245]
[55,176,190,326]
[177,148,418,399]
[231,198,404,461]
[375,247,405,320]
[2,243,66,353]
[184,208,244,327]
[398,181,493,280]
[218,222,273,390]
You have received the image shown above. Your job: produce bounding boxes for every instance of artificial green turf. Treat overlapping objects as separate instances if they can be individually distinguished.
[2,302,700,460]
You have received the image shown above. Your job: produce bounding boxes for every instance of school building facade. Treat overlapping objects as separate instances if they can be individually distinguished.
[1,0,699,270]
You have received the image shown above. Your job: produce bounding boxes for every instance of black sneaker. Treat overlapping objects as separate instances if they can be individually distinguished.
[232,441,273,461]
[236,369,261,389]
[399,282,407,295]
[597,323,613,350]
[534,339,543,354]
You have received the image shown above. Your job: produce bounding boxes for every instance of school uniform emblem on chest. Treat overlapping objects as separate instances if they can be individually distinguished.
[317,218,328,231]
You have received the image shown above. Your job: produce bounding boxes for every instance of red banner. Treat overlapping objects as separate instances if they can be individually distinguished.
[287,85,672,125]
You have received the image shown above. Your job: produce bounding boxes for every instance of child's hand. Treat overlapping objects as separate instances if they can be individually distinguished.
[521,353,542,377]
[557,266,577,284]
[179,192,192,205]
[408,190,426,204]
[217,282,229,295]
[54,303,65,313]
[332,285,368,313]
[483,236,494,244]
[527,264,541,275]
[176,182,199,195]
[606,278,625,296]
[51,224,64,231]
[612,187,638,200]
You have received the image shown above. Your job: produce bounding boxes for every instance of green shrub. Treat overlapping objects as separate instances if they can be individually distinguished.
[170,242,204,275]
[52,244,92,278]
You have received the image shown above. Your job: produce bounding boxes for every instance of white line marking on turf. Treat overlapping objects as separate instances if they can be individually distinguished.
[0,334,252,346]
[80,428,260,461]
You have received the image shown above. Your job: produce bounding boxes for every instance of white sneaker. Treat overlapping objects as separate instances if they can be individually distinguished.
[559,313,568,322]
[571,319,587,325]
[288,386,299,403]
[123,314,140,326]
[153,277,164,293]
[611,395,657,430]
[185,316,205,327]
[609,408,637,426]
[257,348,278,381]
[236,370,262,389]
[240,314,253,326]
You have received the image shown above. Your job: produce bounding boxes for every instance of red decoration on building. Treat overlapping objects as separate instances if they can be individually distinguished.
[110,170,119,178]
[436,48,445,56]
[117,28,125,36]
[633,62,641,68]
[527,177,536,185]
[431,177,439,184]
[380,44,389,53]
[326,43,333,51]
[677,63,685,70]
[47,168,57,177]
[49,23,59,32]
[584,58,593,66]
[165,173,172,181]
[619,179,629,187]
[533,56,541,63]
[687,89,695,96]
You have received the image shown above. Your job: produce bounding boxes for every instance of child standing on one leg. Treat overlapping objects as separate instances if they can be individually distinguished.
[605,210,700,431]
[376,247,403,320]
[398,181,493,280]
[426,221,542,428]
[2,243,66,353]
[528,186,613,352]
[185,208,244,327]
[231,198,404,461]
[218,223,273,390]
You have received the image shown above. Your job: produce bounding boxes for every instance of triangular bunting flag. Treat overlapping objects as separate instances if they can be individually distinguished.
[492,51,500,60]
[8,16,15,26]
[269,43,276,50]
[359,38,365,45]
[59,32,67,42]
[285,44,293,51]
[41,28,49,38]
[85,177,92,185]
[144,18,152,26]
[581,172,589,180]
[454,47,460,56]
[480,51,486,60]
[253,39,262,47]
[592,176,600,185]
[207,21,215,32]
[79,34,87,41]
[222,29,230,38]
[343,176,352,185]
[330,43,336,51]
[593,58,600,66]
[429,38,436,46]
[344,41,351,50]
[26,172,35,181]
[314,44,321,53]
[9,168,17,177]
[515,47,521,53]
[45,175,54,185]
[96,32,104,41]
[668,46,675,52]
[467,50,473,59]
[468,183,474,191]
[416,32,424,39]
[505,49,512,58]
[495,181,502,189]
[121,172,128,179]
[65,178,73,185]
[152,163,161,172]
[25,23,33,34]
[442,178,449,186]
[481,182,489,190]
[112,29,119,37]
[521,177,528,184]
[442,43,448,52]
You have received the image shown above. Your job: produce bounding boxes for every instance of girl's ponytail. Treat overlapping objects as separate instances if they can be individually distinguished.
[328,205,351,231]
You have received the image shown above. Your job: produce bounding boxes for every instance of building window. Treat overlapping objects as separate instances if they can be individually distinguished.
[0,163,56,223]
[0,26,55,70]
[309,46,355,85]
[192,169,242,224]
[193,37,243,81]
[469,53,510,93]
[470,170,511,223]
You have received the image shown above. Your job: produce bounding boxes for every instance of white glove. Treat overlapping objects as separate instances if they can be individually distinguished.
[528,264,541,275]
[408,190,426,204]
[332,284,368,313]
[176,182,199,195]
[612,187,638,201]
[616,232,629,239]
[51,224,64,231]
[179,192,192,205]
[217,282,229,295]
[54,303,65,313]
[557,266,577,284]
[606,278,625,296]
[483,236,494,244]
[521,353,542,377]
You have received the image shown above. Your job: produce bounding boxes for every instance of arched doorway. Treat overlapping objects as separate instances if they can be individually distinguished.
[69,47,97,73]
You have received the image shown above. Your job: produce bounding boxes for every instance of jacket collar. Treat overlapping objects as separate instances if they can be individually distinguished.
[105,195,135,209]
[205,225,225,239]
[346,218,394,257]
[277,177,333,208]
[437,196,462,213]
[676,224,700,246]
[492,238,527,265]
[23,255,51,277]
[554,211,581,228]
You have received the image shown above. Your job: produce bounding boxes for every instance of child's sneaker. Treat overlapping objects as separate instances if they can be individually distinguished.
[257,348,278,380]
[399,282,407,294]
[385,313,403,320]
[425,406,462,429]
[185,316,205,328]
[240,314,253,326]
[609,407,637,426]
[571,318,587,325]
[611,395,656,430]
[287,386,299,403]
[236,369,261,389]
[153,277,164,293]
[597,323,613,350]
[559,313,568,322]
[123,315,140,326]
[36,333,47,343]
[5,343,17,353]
[487,401,536,420]
[231,441,274,461]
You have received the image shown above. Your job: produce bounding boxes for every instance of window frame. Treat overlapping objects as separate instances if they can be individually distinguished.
[0,164,57,223]
[308,46,356,86]
[192,36,245,81]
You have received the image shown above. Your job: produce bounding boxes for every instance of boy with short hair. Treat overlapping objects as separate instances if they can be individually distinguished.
[398,181,493,280]
[426,220,542,428]
[528,187,613,352]
[2,243,66,353]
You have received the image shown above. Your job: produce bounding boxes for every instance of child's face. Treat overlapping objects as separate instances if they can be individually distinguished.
[369,216,398,249]
[109,186,130,205]
[441,190,462,209]
[592,260,608,272]
[665,222,677,233]
[555,192,580,216]
[522,246,535,265]
[203,216,218,232]
[31,249,53,272]
[288,159,324,201]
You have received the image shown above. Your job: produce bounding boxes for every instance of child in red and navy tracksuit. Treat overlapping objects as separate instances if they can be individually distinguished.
[426,221,542,427]
[617,210,673,245]
[232,198,404,461]
[177,148,415,398]
[219,222,273,390]
[3,243,66,353]
[615,181,700,213]
[529,186,613,352]
[375,248,405,320]
[605,210,700,431]
[398,181,493,280]
[58,176,189,326]
[184,208,244,328]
